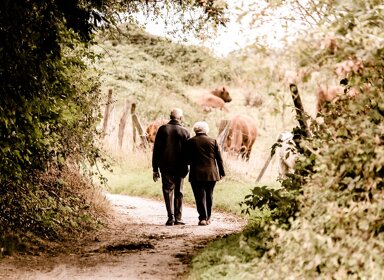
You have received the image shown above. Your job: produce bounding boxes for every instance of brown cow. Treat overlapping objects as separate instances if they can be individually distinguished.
[197,95,229,112]
[145,118,167,143]
[211,86,232,102]
[223,114,257,161]
[197,86,232,112]
[316,83,358,113]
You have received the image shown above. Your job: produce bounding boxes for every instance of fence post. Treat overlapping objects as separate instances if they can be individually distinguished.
[256,154,273,183]
[102,89,113,139]
[290,84,310,137]
[131,103,148,150]
[118,100,130,148]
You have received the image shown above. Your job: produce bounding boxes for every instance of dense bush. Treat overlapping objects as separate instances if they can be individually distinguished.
[0,1,106,252]
[0,166,107,256]
[241,86,383,279]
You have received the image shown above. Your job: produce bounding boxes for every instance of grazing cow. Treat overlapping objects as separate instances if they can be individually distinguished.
[316,82,358,113]
[316,85,343,112]
[197,86,232,112]
[145,118,167,143]
[224,114,257,161]
[276,132,297,179]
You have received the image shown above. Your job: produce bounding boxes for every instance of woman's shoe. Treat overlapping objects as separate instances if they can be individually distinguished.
[198,220,207,226]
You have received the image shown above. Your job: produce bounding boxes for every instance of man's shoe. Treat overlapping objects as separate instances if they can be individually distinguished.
[198,220,207,226]
[165,219,174,226]
[174,220,186,225]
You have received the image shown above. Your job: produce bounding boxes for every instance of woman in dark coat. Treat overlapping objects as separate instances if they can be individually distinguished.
[185,121,225,226]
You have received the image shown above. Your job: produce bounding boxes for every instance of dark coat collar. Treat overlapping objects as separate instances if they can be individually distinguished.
[168,119,181,125]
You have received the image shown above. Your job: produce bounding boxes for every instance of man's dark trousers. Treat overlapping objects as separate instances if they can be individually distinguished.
[161,173,183,222]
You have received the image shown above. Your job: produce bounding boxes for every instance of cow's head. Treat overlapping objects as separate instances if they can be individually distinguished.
[212,86,232,103]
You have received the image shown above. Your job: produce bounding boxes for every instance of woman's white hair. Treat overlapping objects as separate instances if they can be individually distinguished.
[193,121,209,134]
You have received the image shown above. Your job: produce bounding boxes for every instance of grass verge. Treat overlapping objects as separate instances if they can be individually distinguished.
[101,153,259,215]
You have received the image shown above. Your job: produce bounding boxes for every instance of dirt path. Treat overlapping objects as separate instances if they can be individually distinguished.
[0,193,246,280]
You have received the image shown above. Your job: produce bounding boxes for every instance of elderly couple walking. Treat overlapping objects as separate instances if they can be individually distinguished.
[152,108,225,226]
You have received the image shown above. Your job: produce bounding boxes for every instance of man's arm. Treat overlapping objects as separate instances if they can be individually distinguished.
[152,127,164,181]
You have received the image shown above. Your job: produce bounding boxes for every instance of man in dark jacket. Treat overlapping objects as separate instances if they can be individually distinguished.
[152,108,190,226]
[186,121,225,226]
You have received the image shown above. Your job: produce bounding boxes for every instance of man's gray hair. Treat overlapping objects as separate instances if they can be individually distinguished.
[170,108,183,120]
[193,121,209,134]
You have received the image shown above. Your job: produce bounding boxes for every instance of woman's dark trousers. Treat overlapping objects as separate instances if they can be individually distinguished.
[191,181,216,221]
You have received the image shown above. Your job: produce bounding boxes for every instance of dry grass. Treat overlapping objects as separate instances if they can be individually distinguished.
[61,164,113,219]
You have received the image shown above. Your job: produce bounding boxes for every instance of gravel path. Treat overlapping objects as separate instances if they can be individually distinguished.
[0,193,246,280]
